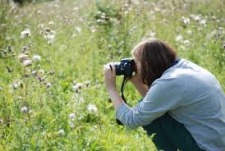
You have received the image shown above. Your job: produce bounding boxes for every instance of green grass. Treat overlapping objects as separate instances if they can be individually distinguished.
[0,0,225,150]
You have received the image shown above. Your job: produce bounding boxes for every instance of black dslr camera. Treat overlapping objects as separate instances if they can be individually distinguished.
[115,58,136,78]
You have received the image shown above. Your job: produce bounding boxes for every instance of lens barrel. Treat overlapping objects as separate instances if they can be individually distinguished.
[115,58,135,77]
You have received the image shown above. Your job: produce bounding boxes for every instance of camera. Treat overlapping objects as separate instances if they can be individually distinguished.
[115,58,136,78]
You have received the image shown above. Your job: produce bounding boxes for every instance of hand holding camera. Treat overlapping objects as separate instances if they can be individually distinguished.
[114,58,136,78]
[104,58,137,102]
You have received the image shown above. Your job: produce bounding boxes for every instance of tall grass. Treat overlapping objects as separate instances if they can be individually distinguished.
[0,0,224,150]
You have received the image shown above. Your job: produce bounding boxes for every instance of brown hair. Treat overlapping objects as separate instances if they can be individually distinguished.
[133,39,177,86]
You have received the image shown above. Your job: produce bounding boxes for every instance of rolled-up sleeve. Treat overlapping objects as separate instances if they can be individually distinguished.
[115,78,182,129]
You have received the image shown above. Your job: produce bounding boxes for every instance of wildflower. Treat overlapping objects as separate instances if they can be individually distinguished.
[20,28,31,38]
[46,82,52,88]
[175,35,183,42]
[211,16,216,21]
[218,27,223,32]
[32,54,41,62]
[28,109,33,114]
[69,121,75,128]
[180,45,187,51]
[37,10,42,14]
[58,129,65,136]
[75,27,81,33]
[21,106,28,113]
[183,40,190,46]
[186,30,193,35]
[190,14,201,21]
[41,131,46,136]
[12,83,19,89]
[181,16,190,25]
[0,119,3,124]
[72,83,83,93]
[22,59,32,66]
[90,26,97,33]
[68,113,76,121]
[18,53,28,63]
[43,29,56,44]
[38,23,44,29]
[45,34,55,44]
[200,19,207,26]
[87,104,98,114]
[32,70,37,76]
[49,21,54,25]
[12,81,22,89]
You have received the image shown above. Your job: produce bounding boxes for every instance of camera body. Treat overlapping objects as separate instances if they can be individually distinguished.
[115,58,136,78]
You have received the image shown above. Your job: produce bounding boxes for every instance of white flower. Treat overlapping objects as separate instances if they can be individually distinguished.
[183,40,190,46]
[190,14,201,21]
[175,35,183,42]
[28,109,33,114]
[0,87,3,91]
[87,104,98,114]
[18,54,28,63]
[32,55,41,62]
[20,28,31,38]
[21,106,28,113]
[72,83,83,93]
[12,82,19,89]
[0,119,3,124]
[181,16,190,25]
[32,70,37,76]
[46,82,52,88]
[58,129,65,136]
[44,30,56,44]
[186,30,193,35]
[75,27,81,33]
[68,113,76,121]
[12,81,22,89]
[37,10,42,14]
[22,59,32,66]
[38,23,44,29]
[49,21,54,25]
[69,121,75,128]
[200,19,207,26]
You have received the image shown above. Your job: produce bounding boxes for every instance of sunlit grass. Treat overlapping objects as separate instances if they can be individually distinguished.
[0,0,224,150]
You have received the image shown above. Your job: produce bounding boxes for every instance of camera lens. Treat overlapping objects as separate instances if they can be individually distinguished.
[115,58,135,77]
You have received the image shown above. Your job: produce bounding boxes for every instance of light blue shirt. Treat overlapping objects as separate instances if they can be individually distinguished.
[116,58,225,151]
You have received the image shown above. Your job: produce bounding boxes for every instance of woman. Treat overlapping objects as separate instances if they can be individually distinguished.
[103,39,225,151]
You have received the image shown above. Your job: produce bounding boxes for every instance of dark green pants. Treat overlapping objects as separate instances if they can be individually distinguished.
[143,113,203,151]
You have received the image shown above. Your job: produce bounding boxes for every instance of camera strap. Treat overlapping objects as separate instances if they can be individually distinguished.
[116,76,129,125]
[120,76,129,103]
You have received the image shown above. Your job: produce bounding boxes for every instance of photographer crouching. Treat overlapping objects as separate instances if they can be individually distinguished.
[103,39,225,151]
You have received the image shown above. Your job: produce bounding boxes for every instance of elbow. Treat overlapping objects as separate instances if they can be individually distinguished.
[116,104,143,129]
[118,116,140,129]
[126,123,139,129]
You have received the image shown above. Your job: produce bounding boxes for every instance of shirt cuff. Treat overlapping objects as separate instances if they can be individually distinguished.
[115,102,130,124]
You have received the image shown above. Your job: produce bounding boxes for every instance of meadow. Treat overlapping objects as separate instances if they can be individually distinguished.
[0,0,224,150]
